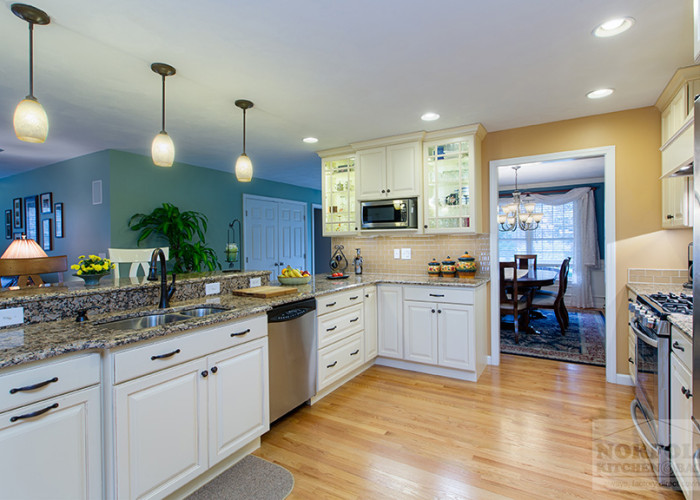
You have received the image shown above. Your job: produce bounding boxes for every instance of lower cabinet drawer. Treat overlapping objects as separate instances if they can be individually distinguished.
[318,333,363,391]
[317,304,363,349]
[402,285,474,305]
[671,326,692,370]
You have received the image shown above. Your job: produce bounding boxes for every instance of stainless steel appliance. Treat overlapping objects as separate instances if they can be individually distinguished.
[360,198,418,230]
[693,93,700,499]
[267,298,317,423]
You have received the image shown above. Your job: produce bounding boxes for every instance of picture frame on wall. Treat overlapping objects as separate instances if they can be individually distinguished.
[24,195,39,244]
[54,203,64,238]
[13,232,21,239]
[12,198,22,228]
[42,219,52,251]
[40,192,53,214]
[5,210,11,239]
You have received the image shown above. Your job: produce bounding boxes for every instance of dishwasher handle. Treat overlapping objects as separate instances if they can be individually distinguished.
[267,298,317,323]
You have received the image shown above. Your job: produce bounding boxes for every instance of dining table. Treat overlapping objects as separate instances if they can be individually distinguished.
[500,265,558,334]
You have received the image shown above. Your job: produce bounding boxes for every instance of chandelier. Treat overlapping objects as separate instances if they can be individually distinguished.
[498,166,544,231]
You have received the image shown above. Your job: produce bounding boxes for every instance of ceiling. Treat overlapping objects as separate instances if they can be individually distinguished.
[0,0,693,190]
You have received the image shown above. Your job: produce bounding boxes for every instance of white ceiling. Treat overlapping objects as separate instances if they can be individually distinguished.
[498,156,606,189]
[0,0,693,190]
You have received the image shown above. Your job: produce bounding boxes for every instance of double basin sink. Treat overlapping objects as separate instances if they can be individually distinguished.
[99,306,230,331]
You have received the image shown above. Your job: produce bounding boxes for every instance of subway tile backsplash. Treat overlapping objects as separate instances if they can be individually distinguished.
[332,233,490,276]
[627,268,688,285]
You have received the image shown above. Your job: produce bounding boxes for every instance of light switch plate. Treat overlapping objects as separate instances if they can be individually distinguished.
[394,249,401,259]
[205,282,220,295]
[401,248,411,260]
[98,252,106,259]
[250,277,262,287]
[0,307,24,327]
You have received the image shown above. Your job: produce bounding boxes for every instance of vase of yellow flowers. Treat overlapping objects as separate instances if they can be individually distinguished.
[71,255,115,286]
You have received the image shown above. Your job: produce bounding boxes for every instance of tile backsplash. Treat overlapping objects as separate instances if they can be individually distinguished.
[627,268,689,285]
[331,233,490,276]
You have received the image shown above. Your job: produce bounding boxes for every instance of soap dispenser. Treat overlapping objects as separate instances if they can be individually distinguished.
[354,248,363,275]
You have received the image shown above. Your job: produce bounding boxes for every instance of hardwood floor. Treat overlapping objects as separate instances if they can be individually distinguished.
[255,355,684,499]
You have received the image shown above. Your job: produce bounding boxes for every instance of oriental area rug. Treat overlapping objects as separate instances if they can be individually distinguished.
[500,309,606,366]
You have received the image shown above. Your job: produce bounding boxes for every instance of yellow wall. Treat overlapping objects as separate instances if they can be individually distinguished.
[481,106,692,374]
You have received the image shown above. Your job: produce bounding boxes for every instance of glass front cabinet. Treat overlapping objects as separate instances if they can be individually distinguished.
[321,153,358,236]
[422,125,485,234]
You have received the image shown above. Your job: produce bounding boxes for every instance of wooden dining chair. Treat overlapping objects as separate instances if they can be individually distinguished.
[499,261,532,344]
[108,248,169,280]
[0,256,68,287]
[514,254,537,271]
[531,257,571,335]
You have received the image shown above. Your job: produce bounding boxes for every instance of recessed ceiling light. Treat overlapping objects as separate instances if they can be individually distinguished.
[421,112,440,121]
[586,88,614,99]
[302,137,318,144]
[593,17,635,37]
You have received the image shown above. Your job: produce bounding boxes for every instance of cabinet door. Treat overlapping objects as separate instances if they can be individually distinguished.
[357,147,386,200]
[322,155,357,236]
[115,358,208,500]
[670,354,693,498]
[0,386,101,500]
[661,176,690,228]
[208,337,269,467]
[364,286,378,362]
[438,303,474,371]
[386,142,421,198]
[403,300,437,364]
[377,285,403,358]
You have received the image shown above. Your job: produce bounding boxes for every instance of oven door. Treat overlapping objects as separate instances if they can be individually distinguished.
[361,200,408,229]
[632,321,659,425]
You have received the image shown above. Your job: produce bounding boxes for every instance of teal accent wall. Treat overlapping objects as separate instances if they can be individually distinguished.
[0,151,111,278]
[108,150,321,268]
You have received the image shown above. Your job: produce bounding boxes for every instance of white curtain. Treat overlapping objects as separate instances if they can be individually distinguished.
[527,187,600,308]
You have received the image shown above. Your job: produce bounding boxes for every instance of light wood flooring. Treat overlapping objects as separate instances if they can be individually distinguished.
[255,355,684,499]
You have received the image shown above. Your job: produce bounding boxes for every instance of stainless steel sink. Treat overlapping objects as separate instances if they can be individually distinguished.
[99,313,190,331]
[178,306,230,317]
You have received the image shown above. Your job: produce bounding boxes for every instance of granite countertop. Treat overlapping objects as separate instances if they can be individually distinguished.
[626,282,692,337]
[0,272,489,369]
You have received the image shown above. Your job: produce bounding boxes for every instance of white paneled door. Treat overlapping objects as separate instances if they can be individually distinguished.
[244,195,307,277]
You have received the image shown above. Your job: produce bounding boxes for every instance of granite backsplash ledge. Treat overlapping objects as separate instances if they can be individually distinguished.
[0,270,270,324]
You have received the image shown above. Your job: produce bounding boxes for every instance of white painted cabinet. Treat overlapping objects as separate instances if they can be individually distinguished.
[403,300,438,364]
[0,385,102,500]
[319,152,358,236]
[670,325,694,500]
[661,176,692,229]
[438,303,475,371]
[377,284,403,359]
[363,285,378,362]
[356,142,421,200]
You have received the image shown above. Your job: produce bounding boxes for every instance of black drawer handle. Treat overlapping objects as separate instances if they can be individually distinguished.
[10,377,59,394]
[682,386,693,399]
[350,317,359,323]
[667,214,674,219]
[673,341,685,352]
[231,329,251,337]
[326,361,338,368]
[326,302,336,307]
[211,366,218,373]
[350,349,359,356]
[429,293,445,297]
[628,357,634,364]
[326,326,337,331]
[151,349,181,361]
[201,370,208,378]
[349,296,359,300]
[10,403,59,422]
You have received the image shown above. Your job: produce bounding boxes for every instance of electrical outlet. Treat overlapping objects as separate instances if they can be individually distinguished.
[250,277,262,287]
[205,282,220,295]
[401,248,411,260]
[0,307,23,327]
[394,249,401,259]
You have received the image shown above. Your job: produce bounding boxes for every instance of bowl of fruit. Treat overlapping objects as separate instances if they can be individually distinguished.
[278,266,312,285]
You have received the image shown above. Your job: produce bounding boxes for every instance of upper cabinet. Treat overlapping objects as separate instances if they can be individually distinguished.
[320,149,358,236]
[422,124,486,234]
[695,0,700,63]
[355,140,422,200]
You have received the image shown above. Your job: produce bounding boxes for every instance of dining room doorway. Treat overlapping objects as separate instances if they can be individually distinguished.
[489,147,617,384]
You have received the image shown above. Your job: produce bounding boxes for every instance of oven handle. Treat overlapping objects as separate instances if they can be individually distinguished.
[630,399,657,451]
[629,322,658,348]
[694,447,700,481]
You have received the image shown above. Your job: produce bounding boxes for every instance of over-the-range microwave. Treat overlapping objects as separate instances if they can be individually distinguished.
[360,198,418,230]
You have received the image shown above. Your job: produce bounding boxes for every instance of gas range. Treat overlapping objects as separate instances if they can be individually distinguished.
[645,292,693,315]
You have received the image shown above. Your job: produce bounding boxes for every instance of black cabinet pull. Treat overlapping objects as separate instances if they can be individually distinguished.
[349,296,359,300]
[350,317,359,323]
[667,214,674,219]
[350,349,359,356]
[10,377,58,394]
[201,370,208,378]
[431,309,436,313]
[381,189,386,193]
[673,341,685,352]
[326,326,337,331]
[424,225,428,229]
[326,361,338,368]
[628,357,634,364]
[438,310,442,314]
[682,386,693,399]
[326,302,336,307]
[231,329,251,337]
[10,403,58,422]
[151,349,180,361]
[211,366,218,374]
[365,294,369,298]
[429,294,445,297]
[386,189,391,193]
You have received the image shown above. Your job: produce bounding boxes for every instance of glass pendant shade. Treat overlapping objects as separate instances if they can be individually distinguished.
[151,131,174,167]
[235,153,253,182]
[14,97,48,143]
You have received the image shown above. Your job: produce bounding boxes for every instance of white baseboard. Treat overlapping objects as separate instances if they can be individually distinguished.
[375,357,479,382]
[614,374,634,386]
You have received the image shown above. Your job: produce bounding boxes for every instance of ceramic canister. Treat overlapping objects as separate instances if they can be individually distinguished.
[441,257,456,277]
[457,251,477,278]
[428,258,441,275]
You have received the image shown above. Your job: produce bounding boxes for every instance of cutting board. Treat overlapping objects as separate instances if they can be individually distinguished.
[232,285,298,298]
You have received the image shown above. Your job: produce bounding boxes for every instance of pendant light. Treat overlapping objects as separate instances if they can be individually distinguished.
[11,3,51,143]
[151,63,176,167]
[234,99,254,182]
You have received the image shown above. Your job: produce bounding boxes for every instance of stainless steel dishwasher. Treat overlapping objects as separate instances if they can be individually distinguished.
[267,298,317,423]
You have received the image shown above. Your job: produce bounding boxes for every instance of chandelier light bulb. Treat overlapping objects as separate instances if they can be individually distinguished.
[14,97,48,143]
[152,131,174,167]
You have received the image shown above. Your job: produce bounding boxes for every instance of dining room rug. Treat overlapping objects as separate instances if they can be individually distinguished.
[500,309,606,366]
[186,455,294,500]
